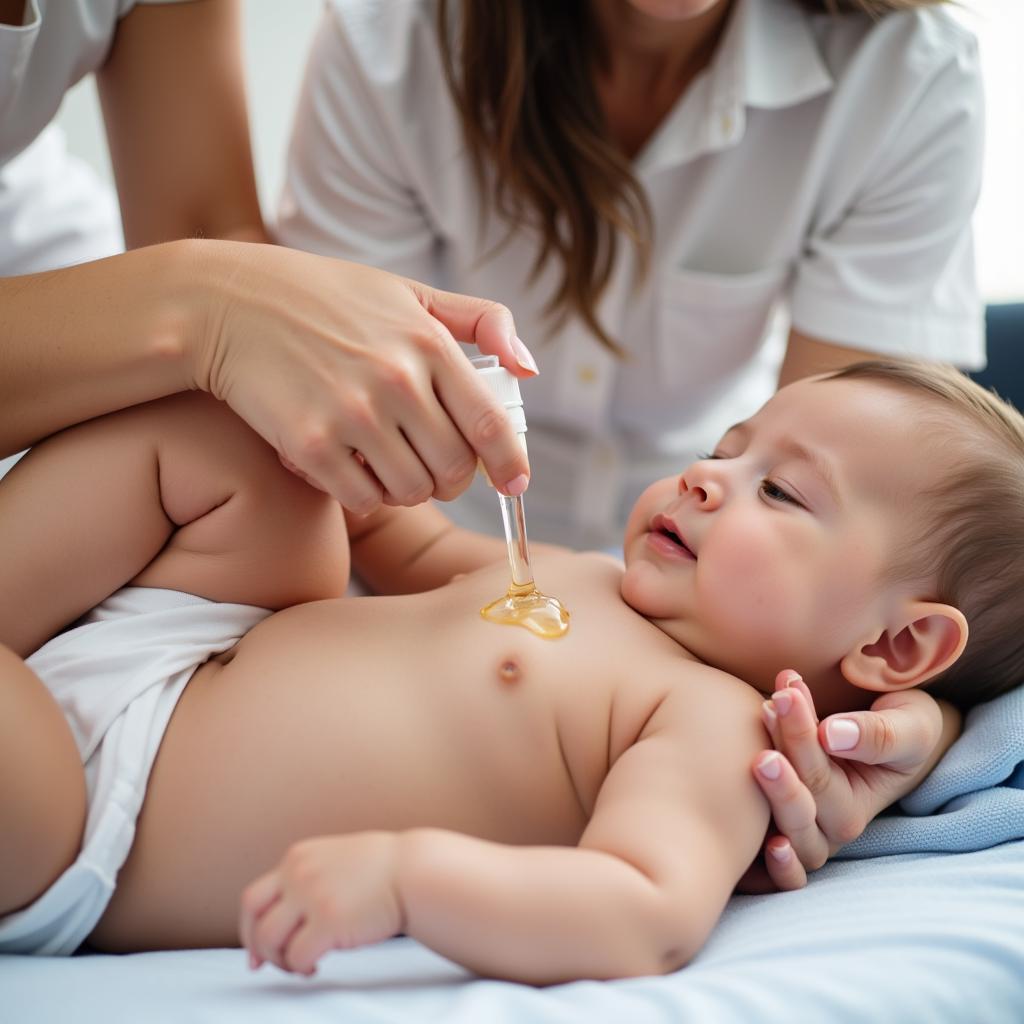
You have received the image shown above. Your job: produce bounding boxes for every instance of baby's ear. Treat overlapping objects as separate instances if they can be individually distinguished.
[841,602,968,693]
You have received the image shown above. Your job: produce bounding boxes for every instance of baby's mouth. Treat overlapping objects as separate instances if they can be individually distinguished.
[649,515,695,559]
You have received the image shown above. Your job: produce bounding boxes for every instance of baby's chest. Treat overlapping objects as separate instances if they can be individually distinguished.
[517,636,671,818]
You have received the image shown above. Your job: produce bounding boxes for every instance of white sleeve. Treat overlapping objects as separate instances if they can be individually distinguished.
[790,32,985,368]
[273,6,440,284]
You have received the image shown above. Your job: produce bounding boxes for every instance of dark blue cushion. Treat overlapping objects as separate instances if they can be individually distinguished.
[971,304,1024,411]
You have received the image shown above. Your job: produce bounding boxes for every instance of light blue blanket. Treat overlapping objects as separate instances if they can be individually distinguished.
[843,685,1024,857]
[5,842,1023,1023]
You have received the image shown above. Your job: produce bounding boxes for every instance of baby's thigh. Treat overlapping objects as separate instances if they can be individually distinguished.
[130,393,351,609]
[0,646,86,917]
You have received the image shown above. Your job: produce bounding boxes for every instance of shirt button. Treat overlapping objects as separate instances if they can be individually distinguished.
[577,365,598,384]
[720,111,734,137]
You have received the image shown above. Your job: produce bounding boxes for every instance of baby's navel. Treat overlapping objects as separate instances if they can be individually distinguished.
[498,657,522,685]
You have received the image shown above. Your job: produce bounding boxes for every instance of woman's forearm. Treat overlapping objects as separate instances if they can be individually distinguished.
[396,829,691,984]
[0,240,214,456]
[3,237,534,513]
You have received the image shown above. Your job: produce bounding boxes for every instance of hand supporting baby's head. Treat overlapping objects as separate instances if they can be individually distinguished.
[620,358,1024,714]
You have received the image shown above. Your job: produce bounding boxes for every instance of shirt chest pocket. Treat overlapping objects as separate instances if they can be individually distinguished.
[652,264,791,393]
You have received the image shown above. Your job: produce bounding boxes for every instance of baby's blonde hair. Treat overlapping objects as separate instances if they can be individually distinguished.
[825,359,1024,710]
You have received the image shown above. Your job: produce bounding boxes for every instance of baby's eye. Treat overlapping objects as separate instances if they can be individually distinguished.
[697,451,725,461]
[760,478,799,506]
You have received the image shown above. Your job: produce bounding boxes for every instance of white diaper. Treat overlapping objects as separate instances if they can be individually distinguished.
[0,587,270,955]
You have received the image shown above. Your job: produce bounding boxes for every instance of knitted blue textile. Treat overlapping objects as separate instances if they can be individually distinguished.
[842,686,1024,857]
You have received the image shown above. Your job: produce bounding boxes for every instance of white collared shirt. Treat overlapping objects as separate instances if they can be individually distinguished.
[277,0,985,549]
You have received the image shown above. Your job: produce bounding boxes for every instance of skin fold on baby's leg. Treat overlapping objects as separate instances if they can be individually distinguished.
[0,393,350,918]
[125,393,351,608]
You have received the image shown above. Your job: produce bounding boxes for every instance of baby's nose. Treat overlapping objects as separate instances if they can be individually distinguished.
[678,471,724,510]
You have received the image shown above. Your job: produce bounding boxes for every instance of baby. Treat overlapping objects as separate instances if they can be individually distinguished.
[1,359,1021,984]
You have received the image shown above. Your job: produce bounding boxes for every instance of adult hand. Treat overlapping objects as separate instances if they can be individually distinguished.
[736,670,954,893]
[190,242,538,514]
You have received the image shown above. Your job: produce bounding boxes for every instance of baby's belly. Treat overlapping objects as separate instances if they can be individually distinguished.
[203,595,588,841]
[94,591,593,948]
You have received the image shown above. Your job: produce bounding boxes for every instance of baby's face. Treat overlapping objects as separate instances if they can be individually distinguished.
[621,377,937,693]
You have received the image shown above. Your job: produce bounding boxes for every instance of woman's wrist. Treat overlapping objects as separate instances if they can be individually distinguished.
[163,237,238,398]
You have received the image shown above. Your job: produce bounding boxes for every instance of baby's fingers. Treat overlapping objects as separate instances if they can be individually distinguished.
[284,920,335,977]
[252,898,305,973]
[240,872,284,969]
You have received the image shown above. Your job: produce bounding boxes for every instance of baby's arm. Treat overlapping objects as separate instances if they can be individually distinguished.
[241,679,769,983]
[345,501,502,594]
[345,500,565,595]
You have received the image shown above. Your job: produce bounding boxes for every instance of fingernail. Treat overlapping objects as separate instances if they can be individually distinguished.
[761,701,778,730]
[772,689,793,716]
[504,473,529,496]
[757,751,782,781]
[778,670,802,690]
[513,336,539,375]
[825,718,860,752]
[768,842,792,863]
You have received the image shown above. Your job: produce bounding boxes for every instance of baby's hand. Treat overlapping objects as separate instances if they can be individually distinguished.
[738,670,947,893]
[239,832,404,975]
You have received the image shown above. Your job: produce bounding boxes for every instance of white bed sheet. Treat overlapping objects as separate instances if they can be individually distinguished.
[4,841,1022,1024]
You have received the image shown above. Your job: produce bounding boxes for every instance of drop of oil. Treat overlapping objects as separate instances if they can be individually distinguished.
[481,581,570,639]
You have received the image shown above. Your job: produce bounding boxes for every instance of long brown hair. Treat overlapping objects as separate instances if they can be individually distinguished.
[437,0,950,351]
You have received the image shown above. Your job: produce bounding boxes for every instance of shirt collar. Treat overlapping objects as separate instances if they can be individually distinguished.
[734,0,834,109]
[638,0,834,173]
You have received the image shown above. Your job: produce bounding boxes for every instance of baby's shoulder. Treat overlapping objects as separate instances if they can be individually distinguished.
[545,550,628,612]
[640,660,766,747]
[537,548,623,581]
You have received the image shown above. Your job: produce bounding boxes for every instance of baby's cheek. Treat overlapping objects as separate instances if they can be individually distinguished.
[701,536,808,641]
[625,480,675,544]
[709,532,779,597]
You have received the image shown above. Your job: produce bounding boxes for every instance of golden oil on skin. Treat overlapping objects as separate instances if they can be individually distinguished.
[480,491,570,640]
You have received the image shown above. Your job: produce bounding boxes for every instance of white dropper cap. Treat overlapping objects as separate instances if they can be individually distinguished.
[471,355,528,489]
[471,355,528,449]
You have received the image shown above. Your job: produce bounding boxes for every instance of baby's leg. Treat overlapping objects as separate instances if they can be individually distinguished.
[1,403,185,914]
[126,392,351,608]
[0,646,85,915]
[0,392,350,657]
[0,394,349,915]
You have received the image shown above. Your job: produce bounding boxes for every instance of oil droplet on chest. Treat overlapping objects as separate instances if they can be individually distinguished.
[481,581,570,639]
